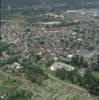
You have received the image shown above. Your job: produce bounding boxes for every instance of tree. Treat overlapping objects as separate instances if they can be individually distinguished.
[25,28,31,33]
[71,55,80,67]
[56,68,69,80]
[0,41,9,52]
[68,70,80,84]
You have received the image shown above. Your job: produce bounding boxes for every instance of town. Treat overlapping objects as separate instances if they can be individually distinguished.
[0,1,99,100]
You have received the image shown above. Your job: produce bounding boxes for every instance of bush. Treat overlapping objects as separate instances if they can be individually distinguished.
[0,41,9,52]
[7,89,32,100]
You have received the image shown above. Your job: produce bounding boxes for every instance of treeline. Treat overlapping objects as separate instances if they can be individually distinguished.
[56,68,99,96]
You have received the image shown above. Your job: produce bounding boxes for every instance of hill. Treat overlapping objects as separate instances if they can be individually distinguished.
[1,0,99,9]
[0,69,98,100]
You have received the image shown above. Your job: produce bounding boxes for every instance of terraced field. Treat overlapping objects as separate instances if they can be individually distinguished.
[0,70,98,100]
[30,79,92,100]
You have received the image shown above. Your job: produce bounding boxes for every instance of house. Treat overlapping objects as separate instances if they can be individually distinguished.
[50,62,75,71]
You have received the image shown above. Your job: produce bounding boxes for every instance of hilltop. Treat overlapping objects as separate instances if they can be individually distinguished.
[1,0,99,9]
